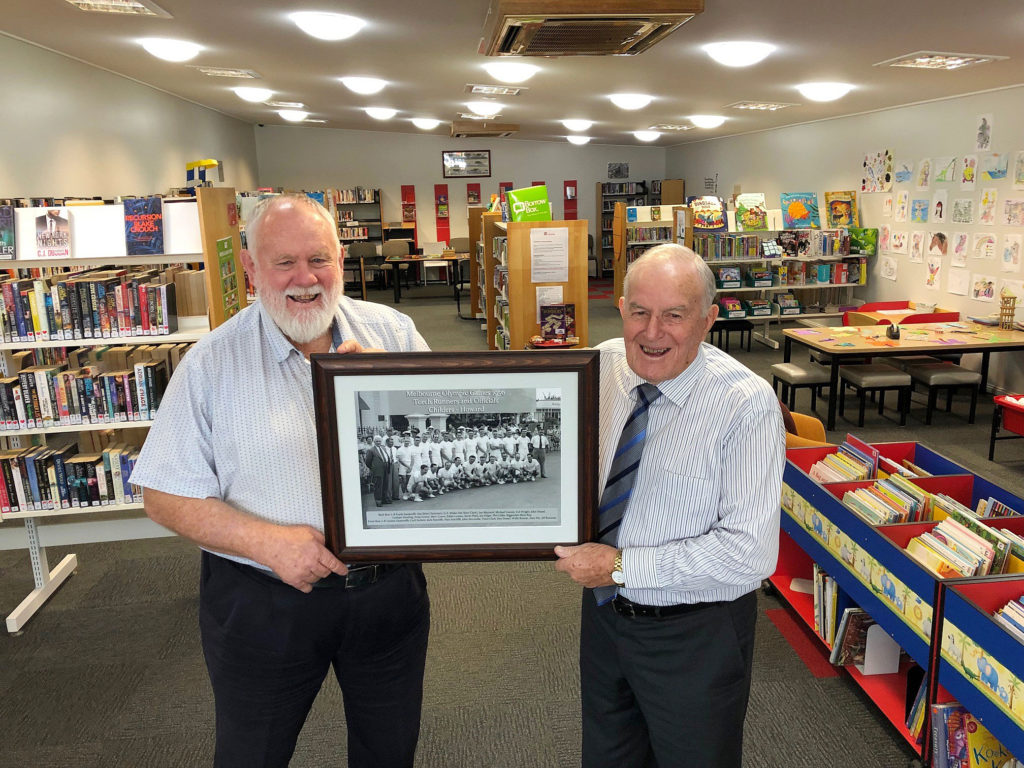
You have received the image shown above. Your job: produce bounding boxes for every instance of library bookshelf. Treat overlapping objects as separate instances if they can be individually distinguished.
[335,187,383,247]
[773,441,1024,762]
[467,205,486,320]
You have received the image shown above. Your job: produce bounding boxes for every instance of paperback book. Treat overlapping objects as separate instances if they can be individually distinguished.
[780,192,821,229]
[35,208,70,258]
[824,190,860,227]
[735,192,768,231]
[123,196,164,256]
[686,196,728,233]
[0,204,14,259]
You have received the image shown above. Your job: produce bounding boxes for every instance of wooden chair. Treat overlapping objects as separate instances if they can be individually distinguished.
[346,241,379,289]
[381,239,412,288]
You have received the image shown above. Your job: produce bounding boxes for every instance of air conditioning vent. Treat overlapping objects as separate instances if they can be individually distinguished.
[480,0,703,57]
[451,120,519,138]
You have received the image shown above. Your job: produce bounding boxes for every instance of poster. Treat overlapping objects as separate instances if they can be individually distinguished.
[950,232,969,267]
[951,198,974,225]
[972,273,996,301]
[894,190,909,223]
[1014,151,1024,191]
[1002,198,1024,227]
[529,228,569,283]
[880,256,898,281]
[1001,234,1022,273]
[909,231,925,263]
[975,114,993,151]
[931,190,947,223]
[973,233,996,260]
[915,158,932,190]
[890,230,909,254]
[861,150,893,193]
[910,199,929,223]
[980,188,998,225]
[948,268,970,296]
[933,156,956,183]
[925,256,941,291]
[960,154,977,190]
[982,153,1008,181]
[927,231,948,256]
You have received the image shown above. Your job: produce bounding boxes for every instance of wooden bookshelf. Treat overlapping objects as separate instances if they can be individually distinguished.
[611,203,687,306]
[467,205,485,320]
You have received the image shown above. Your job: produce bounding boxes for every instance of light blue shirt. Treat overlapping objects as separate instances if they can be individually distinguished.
[597,338,785,605]
[130,296,429,569]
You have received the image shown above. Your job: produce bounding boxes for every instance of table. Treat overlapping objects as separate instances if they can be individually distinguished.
[782,322,1024,430]
[384,254,470,310]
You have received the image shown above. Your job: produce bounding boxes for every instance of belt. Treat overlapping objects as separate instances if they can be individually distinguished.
[314,563,402,590]
[611,595,719,619]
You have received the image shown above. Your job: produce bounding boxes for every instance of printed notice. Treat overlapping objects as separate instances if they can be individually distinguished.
[530,228,569,283]
[535,285,563,322]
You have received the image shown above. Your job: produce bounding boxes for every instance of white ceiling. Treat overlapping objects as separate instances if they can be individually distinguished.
[4,0,1024,146]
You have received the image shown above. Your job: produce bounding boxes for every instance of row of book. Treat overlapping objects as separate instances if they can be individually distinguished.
[625,225,672,243]
[689,192,862,233]
[0,441,142,514]
[336,188,378,203]
[600,182,646,196]
[812,563,841,647]
[906,517,1006,578]
[993,595,1024,643]
[694,233,764,261]
[493,265,509,297]
[339,226,371,240]
[927,701,1014,768]
[772,258,867,286]
[842,475,932,524]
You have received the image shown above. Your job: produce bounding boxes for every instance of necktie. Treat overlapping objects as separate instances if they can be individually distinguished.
[593,382,662,604]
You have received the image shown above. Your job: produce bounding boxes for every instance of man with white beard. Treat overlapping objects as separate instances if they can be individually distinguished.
[131,194,431,768]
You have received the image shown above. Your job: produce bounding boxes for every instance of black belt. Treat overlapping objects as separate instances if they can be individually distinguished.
[314,563,403,589]
[611,595,719,619]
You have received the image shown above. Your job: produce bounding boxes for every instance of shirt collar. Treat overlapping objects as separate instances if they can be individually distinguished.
[618,342,709,409]
[257,299,345,363]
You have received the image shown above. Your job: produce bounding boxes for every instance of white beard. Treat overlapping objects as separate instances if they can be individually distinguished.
[261,283,341,345]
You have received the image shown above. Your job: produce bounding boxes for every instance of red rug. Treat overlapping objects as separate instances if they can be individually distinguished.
[765,607,839,679]
[588,278,613,300]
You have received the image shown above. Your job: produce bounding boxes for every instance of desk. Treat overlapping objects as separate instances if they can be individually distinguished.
[385,254,469,310]
[782,323,1024,430]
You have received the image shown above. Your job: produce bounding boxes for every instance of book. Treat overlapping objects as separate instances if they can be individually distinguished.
[848,227,879,256]
[823,191,859,227]
[828,608,875,666]
[123,196,164,256]
[540,304,567,339]
[0,204,15,259]
[780,192,821,229]
[963,710,1012,767]
[735,193,768,231]
[687,196,728,233]
[35,208,71,258]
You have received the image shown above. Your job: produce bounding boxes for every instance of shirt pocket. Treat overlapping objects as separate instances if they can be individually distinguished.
[657,467,720,531]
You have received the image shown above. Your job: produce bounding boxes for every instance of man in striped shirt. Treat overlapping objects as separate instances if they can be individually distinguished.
[555,244,785,768]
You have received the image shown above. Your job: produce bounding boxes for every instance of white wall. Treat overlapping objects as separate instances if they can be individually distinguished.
[254,125,667,243]
[667,86,1024,393]
[0,34,259,198]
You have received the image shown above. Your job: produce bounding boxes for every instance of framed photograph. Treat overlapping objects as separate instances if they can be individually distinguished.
[442,150,491,179]
[312,350,599,561]
[607,162,629,180]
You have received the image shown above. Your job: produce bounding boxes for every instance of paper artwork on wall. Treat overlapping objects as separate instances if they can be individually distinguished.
[894,190,909,223]
[975,114,993,151]
[972,273,996,301]
[973,233,996,260]
[880,256,898,281]
[1013,151,1024,191]
[981,153,1008,181]
[927,231,948,256]
[979,188,998,225]
[951,198,974,225]
[881,194,893,218]
[880,224,891,252]
[925,256,941,291]
[910,199,929,223]
[910,231,925,263]
[931,190,947,223]
[1002,198,1024,227]
[1002,277,1024,299]
[951,232,969,267]
[893,160,913,184]
[861,150,893,193]
[915,159,932,190]
[960,155,977,190]
[933,156,956,183]
[947,267,970,295]
[890,230,908,254]
[1002,234,1022,272]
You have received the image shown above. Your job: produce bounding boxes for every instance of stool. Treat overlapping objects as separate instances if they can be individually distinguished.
[904,362,981,424]
[888,355,942,372]
[771,362,830,411]
[839,363,912,427]
[712,319,753,353]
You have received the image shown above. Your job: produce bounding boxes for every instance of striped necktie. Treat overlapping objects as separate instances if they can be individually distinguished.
[593,382,662,604]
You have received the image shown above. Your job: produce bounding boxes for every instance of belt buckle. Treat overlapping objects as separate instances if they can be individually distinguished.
[345,564,377,589]
[615,596,636,618]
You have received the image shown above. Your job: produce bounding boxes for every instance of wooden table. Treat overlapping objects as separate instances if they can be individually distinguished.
[384,254,469,309]
[782,322,1024,430]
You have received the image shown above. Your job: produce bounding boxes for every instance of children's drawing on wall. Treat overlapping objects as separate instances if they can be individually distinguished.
[951,198,974,225]
[1002,234,1022,273]
[927,231,948,256]
[915,158,932,190]
[980,188,998,225]
[931,190,947,223]
[960,154,977,190]
[1002,278,1024,300]
[951,232,969,267]
[975,114,993,151]
[972,273,996,301]
[973,233,996,260]
[948,268,970,296]
[981,152,1008,181]
[933,156,956,183]
[910,231,925,263]
[880,256,898,281]
[893,159,913,184]
[881,194,893,218]
[880,225,891,252]
[894,190,909,223]
[1013,151,1024,191]
[925,256,942,290]
[861,150,893,193]
[890,230,908,254]
[910,199,929,224]
[1002,198,1024,227]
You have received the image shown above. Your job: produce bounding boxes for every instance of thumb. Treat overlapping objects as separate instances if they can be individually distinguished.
[554,545,574,558]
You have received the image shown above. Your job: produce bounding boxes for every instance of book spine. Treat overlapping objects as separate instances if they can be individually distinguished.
[77,281,93,338]
[24,450,41,511]
[120,451,134,504]
[114,284,127,337]
[161,282,178,334]
[44,289,58,340]
[32,280,49,341]
[134,363,149,421]
[67,280,83,340]
[109,448,124,506]
[85,460,100,506]
[63,372,81,425]
[51,370,70,426]
[0,380,13,430]
[0,460,11,514]
[96,456,110,505]
[122,371,136,422]
[12,382,26,430]
[20,289,35,342]
[56,282,72,340]
[1,282,15,343]
[105,282,117,337]
[8,454,27,513]
[18,371,36,428]
[139,284,149,335]
[95,281,109,338]
[53,451,70,509]
[147,285,157,336]
[34,369,53,428]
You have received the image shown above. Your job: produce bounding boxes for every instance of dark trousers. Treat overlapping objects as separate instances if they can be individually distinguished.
[580,590,757,768]
[199,552,430,768]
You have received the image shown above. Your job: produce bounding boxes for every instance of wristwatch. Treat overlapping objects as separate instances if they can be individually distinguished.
[610,549,625,586]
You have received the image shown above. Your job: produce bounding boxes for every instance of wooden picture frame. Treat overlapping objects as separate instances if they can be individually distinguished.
[312,350,599,561]
[442,150,491,179]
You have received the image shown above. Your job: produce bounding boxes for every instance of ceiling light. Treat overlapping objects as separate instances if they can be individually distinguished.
[458,113,502,120]
[609,93,653,110]
[703,41,776,68]
[466,101,503,117]
[365,107,397,120]
[233,86,272,103]
[191,66,261,78]
[411,118,441,130]
[689,115,726,129]
[267,101,304,109]
[561,119,593,132]
[483,62,540,83]
[306,119,327,123]
[649,123,694,131]
[567,135,591,145]
[634,130,660,142]
[725,100,798,111]
[340,76,387,95]
[289,11,366,41]
[465,84,524,96]
[796,82,853,102]
[65,0,170,16]
[875,50,1007,70]
[139,38,201,62]
[278,109,309,122]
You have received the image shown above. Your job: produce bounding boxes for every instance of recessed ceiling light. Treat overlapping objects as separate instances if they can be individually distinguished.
[266,101,304,109]
[233,86,272,103]
[483,62,540,83]
[458,113,502,120]
[648,123,694,131]
[875,50,1008,70]
[190,65,261,78]
[340,76,387,95]
[689,115,726,129]
[306,119,327,123]
[139,38,201,62]
[64,0,170,16]
[609,93,653,110]
[466,101,503,117]
[703,41,776,67]
[465,84,524,96]
[725,100,798,111]
[634,130,660,142]
[796,82,853,102]
[278,109,309,122]
[561,119,593,132]
[411,118,441,130]
[567,135,591,145]
[289,11,366,41]
[365,107,397,120]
